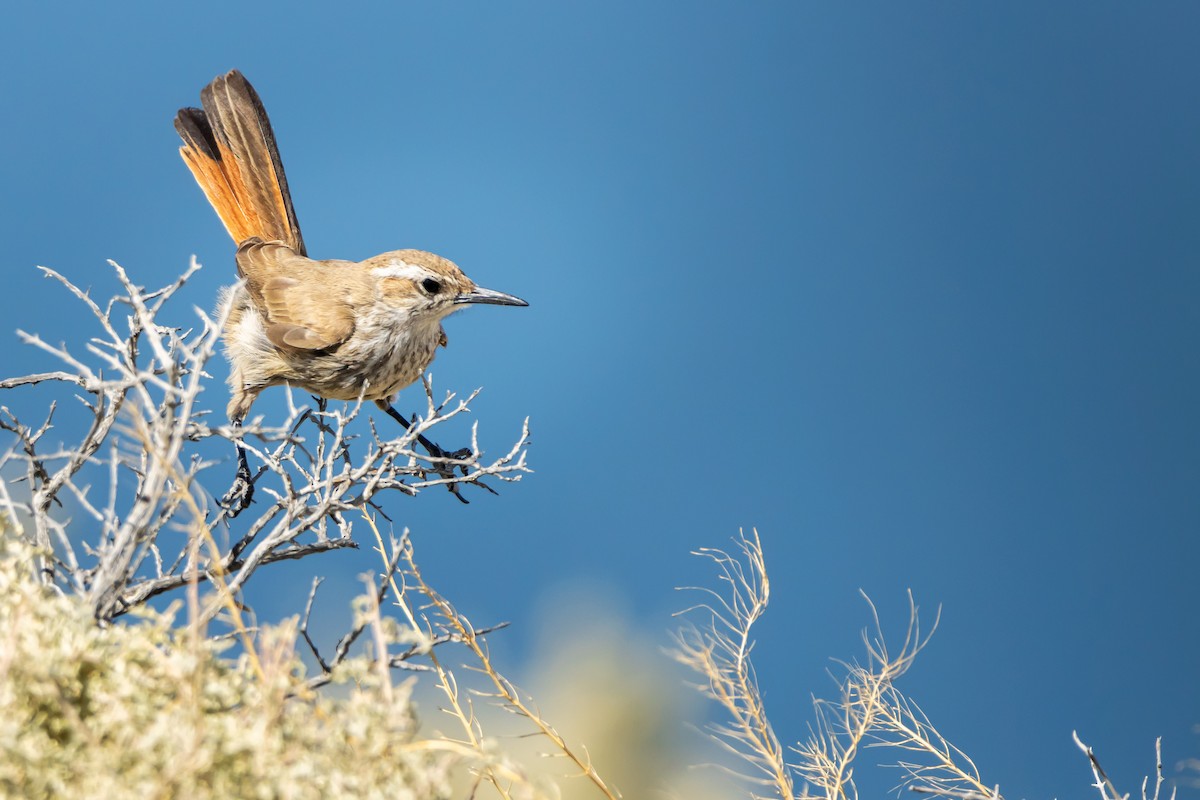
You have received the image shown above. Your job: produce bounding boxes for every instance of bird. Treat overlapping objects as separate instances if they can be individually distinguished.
[174,70,527,514]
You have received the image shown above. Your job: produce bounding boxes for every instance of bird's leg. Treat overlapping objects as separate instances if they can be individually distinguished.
[376,401,494,503]
[220,416,255,516]
[378,402,468,460]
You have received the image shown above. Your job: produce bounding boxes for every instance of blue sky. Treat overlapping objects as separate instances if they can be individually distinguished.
[1,3,1197,797]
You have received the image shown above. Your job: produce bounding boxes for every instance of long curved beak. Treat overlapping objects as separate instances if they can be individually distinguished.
[454,286,529,307]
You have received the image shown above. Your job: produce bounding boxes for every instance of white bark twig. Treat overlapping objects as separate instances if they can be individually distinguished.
[1073,732,1176,800]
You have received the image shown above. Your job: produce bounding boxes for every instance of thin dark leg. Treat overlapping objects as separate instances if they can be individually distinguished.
[376,400,482,504]
[378,402,459,457]
[221,417,255,516]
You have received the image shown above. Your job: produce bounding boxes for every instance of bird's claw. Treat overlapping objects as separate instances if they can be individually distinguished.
[421,442,494,503]
[382,405,498,503]
[220,461,255,517]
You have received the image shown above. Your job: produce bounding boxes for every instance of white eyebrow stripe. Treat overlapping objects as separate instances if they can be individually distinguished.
[371,262,428,281]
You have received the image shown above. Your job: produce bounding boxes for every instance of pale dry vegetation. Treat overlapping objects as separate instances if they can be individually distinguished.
[670,529,1179,800]
[0,260,1184,799]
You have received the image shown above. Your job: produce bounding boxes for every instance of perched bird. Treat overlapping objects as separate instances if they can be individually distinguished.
[174,70,527,513]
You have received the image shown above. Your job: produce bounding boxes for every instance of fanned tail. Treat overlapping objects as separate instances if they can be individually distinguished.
[174,70,306,255]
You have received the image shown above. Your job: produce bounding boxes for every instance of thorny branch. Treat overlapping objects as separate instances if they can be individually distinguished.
[0,259,531,624]
[1073,733,1176,800]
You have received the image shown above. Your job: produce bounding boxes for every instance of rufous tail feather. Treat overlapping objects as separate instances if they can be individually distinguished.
[174,70,306,255]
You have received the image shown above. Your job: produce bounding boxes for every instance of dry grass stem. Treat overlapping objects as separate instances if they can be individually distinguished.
[396,530,621,800]
[668,528,794,799]
[673,530,997,800]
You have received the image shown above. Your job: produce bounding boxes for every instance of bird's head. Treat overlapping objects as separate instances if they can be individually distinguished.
[368,250,528,319]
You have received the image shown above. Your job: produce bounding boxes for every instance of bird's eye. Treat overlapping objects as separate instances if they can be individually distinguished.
[421,278,442,295]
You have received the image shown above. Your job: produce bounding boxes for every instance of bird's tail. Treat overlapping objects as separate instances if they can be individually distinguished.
[174,70,306,255]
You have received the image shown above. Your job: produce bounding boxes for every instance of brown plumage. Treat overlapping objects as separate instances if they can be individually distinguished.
[175,70,526,511]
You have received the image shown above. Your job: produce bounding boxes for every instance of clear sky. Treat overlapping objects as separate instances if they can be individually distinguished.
[1,3,1197,797]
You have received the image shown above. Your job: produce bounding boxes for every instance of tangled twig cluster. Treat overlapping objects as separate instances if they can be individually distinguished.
[0,258,530,624]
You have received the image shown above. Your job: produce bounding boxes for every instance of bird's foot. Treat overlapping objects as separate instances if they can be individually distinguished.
[379,404,498,502]
[420,439,497,503]
[220,460,255,517]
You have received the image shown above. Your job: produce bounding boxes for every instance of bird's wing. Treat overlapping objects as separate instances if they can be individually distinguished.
[175,70,306,255]
[236,239,356,350]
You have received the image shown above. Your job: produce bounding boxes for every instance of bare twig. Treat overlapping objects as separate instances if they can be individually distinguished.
[1073,733,1176,800]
